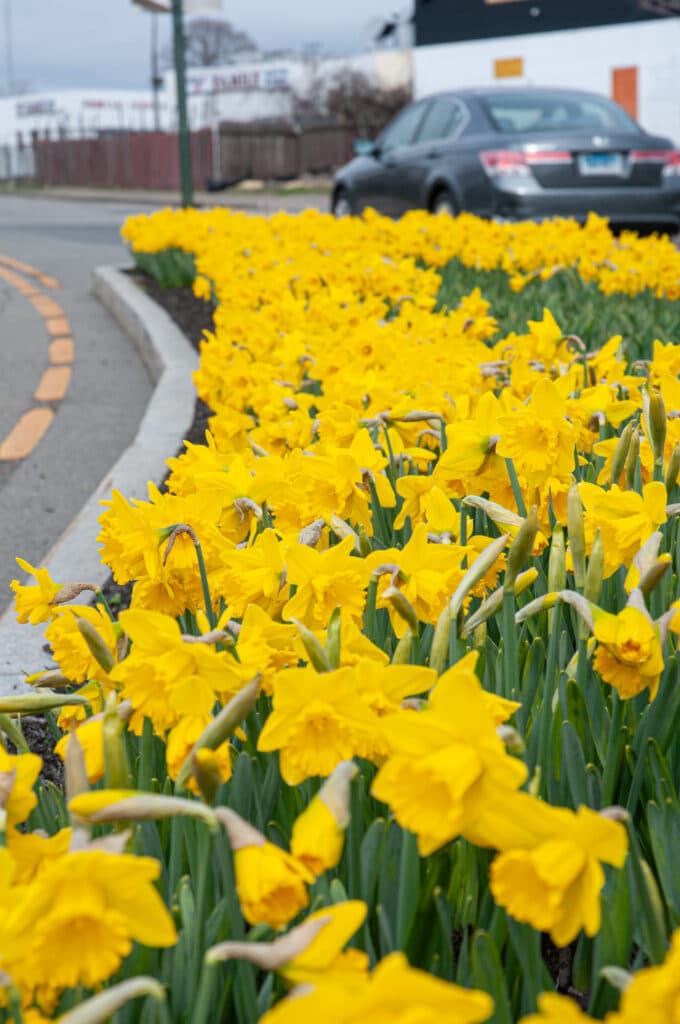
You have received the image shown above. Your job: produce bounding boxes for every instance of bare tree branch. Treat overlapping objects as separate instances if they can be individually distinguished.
[295,68,412,136]
[163,17,258,69]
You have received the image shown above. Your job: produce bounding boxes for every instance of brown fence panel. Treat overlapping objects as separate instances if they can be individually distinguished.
[31,125,346,189]
[298,124,356,174]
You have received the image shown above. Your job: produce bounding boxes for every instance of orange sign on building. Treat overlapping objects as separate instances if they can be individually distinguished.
[494,57,524,78]
[612,66,638,120]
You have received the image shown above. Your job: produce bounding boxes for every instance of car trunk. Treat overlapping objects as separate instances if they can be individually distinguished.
[519,133,670,188]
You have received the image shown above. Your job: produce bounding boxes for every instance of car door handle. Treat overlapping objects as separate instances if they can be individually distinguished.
[426,150,441,159]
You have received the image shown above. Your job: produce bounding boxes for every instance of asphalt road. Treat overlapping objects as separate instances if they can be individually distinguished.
[0,195,159,616]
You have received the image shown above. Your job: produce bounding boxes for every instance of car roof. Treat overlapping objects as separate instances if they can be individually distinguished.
[425,86,621,105]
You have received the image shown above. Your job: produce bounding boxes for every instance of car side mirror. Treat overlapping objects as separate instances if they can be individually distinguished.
[353,138,378,158]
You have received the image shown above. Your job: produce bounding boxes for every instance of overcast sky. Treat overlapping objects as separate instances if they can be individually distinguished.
[4,1,409,92]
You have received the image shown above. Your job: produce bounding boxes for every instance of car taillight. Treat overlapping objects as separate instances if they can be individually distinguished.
[480,149,572,177]
[629,150,670,163]
[662,151,680,178]
[629,150,680,177]
[479,150,531,177]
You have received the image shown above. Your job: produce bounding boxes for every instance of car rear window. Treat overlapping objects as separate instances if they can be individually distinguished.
[480,94,641,134]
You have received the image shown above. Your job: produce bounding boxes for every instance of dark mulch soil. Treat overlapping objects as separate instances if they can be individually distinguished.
[100,271,217,613]
[126,268,215,452]
[7,716,64,787]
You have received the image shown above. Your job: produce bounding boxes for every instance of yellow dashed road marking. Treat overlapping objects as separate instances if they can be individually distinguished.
[0,264,38,297]
[45,316,70,337]
[0,408,55,460]
[0,254,59,289]
[34,366,72,402]
[49,338,74,364]
[0,252,69,461]
[30,294,65,319]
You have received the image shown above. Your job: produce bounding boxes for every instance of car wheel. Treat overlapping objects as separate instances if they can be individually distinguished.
[431,189,457,217]
[332,189,354,217]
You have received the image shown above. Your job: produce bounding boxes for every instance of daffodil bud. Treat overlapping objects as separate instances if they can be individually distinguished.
[50,581,98,605]
[496,724,525,754]
[584,529,604,610]
[473,622,487,648]
[504,507,538,592]
[192,748,221,805]
[514,590,560,624]
[548,524,566,595]
[298,518,325,548]
[382,585,419,634]
[63,723,92,847]
[175,675,261,788]
[600,967,633,994]
[70,790,218,827]
[391,627,414,665]
[103,693,132,791]
[25,668,72,688]
[610,421,634,487]
[64,723,90,804]
[665,443,680,491]
[77,616,115,674]
[0,692,89,714]
[324,607,342,669]
[625,426,641,491]
[356,525,373,558]
[644,388,667,468]
[449,531,510,618]
[57,977,166,1024]
[206,915,328,968]
[290,618,331,673]
[463,568,538,637]
[638,553,672,595]
[567,482,586,588]
[429,603,452,675]
[329,515,361,553]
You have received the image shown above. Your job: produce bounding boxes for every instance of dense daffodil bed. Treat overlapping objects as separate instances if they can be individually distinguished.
[4,208,680,1023]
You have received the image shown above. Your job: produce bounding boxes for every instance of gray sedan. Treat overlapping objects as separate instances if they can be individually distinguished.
[331,87,680,232]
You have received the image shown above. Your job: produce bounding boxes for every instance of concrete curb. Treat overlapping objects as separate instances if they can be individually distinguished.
[0,266,199,696]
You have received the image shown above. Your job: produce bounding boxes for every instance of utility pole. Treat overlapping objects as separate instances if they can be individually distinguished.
[133,0,194,206]
[172,0,193,206]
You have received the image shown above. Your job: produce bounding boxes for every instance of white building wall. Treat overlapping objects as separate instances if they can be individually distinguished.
[413,20,680,145]
[166,50,413,128]
[0,90,171,147]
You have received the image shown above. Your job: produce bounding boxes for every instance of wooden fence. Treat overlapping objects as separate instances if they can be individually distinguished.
[32,130,214,191]
[31,122,357,190]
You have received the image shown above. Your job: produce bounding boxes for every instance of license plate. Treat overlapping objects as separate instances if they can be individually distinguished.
[578,152,623,175]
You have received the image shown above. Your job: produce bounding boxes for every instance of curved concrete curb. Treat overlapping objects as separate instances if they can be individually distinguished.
[0,266,199,695]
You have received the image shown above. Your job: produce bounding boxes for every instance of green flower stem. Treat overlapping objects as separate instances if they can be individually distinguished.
[576,636,590,694]
[95,588,115,621]
[626,821,668,965]
[501,587,517,700]
[505,458,527,518]
[601,693,624,806]
[194,540,216,629]
[190,834,213,999]
[534,602,561,788]
[192,960,219,1024]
